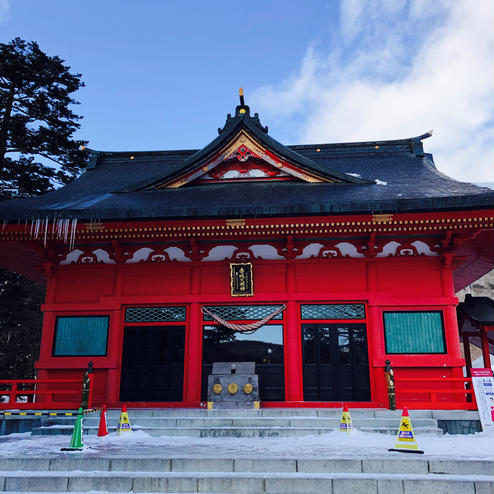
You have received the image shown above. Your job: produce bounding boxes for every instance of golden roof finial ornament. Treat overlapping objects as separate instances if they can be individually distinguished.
[239,87,245,106]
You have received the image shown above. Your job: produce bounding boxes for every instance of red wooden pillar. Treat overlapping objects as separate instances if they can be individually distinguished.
[285,300,303,401]
[36,312,55,381]
[108,266,124,404]
[441,265,462,360]
[36,275,57,380]
[284,263,303,401]
[366,260,386,407]
[107,309,122,404]
[481,326,491,369]
[183,266,202,404]
[44,273,57,304]
[462,334,472,375]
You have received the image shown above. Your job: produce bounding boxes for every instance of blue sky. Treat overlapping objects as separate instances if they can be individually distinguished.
[1,0,493,182]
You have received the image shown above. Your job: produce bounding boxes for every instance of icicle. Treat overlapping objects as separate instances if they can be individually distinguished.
[69,218,77,250]
[30,219,35,237]
[43,218,49,247]
[34,219,41,239]
[57,219,63,239]
[63,218,70,243]
[52,217,56,235]
[2,220,6,232]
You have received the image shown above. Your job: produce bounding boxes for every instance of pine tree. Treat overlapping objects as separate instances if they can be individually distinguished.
[0,37,87,199]
[0,38,88,379]
[0,267,45,379]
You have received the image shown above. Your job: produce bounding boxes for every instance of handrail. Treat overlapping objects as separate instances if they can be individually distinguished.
[397,377,473,382]
[0,379,81,384]
[0,362,95,410]
[384,360,476,410]
[394,375,477,410]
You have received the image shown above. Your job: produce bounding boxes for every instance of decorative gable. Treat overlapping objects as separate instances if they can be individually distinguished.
[156,130,330,189]
[128,91,372,192]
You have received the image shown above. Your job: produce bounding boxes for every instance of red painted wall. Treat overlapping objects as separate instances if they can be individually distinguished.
[37,255,464,408]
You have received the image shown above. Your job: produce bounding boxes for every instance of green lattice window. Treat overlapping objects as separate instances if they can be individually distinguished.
[301,304,365,320]
[383,311,446,354]
[203,305,284,321]
[53,316,109,356]
[125,306,186,323]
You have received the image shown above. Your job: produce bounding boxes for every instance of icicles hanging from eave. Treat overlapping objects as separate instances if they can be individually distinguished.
[69,218,77,250]
[43,217,48,247]
[24,216,79,249]
[63,218,70,244]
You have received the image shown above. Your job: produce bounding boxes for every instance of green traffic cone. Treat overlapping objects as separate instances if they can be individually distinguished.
[61,408,84,451]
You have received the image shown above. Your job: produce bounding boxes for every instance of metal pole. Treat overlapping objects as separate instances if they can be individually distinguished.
[384,359,396,410]
[80,361,94,410]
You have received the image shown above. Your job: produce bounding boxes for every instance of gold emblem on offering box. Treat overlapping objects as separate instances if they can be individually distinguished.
[243,383,253,394]
[227,382,238,395]
[230,262,253,297]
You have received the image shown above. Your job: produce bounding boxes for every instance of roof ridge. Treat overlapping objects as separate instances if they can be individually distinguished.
[289,131,432,150]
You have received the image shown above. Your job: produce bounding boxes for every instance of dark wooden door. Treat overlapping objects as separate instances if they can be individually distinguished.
[120,325,185,402]
[302,323,370,401]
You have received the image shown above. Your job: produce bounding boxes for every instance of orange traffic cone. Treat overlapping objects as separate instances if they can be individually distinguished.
[97,404,109,437]
[339,403,353,432]
[116,404,132,434]
[388,407,424,454]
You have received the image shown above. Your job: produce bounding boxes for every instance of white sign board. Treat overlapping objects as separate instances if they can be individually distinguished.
[471,368,494,430]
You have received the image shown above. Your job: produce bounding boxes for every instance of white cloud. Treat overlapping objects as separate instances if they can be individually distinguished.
[0,0,9,24]
[252,0,494,182]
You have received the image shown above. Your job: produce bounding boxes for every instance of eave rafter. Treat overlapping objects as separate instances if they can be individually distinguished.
[0,211,490,279]
[1,211,491,244]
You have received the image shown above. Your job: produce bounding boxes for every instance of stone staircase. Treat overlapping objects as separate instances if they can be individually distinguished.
[30,408,456,437]
[0,455,492,493]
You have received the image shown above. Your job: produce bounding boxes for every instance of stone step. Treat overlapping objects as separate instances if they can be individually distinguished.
[93,408,440,418]
[77,417,437,430]
[1,408,480,419]
[79,417,440,428]
[1,456,491,475]
[31,424,444,437]
[1,470,492,493]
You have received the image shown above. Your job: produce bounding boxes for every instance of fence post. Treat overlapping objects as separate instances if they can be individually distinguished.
[9,383,17,404]
[87,374,94,409]
[80,361,94,410]
[384,359,396,410]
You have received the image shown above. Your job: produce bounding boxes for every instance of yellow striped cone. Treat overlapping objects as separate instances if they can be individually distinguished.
[388,407,424,454]
[116,405,132,435]
[339,404,352,432]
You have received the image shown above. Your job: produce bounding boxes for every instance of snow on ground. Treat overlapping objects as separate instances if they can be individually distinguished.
[0,428,492,460]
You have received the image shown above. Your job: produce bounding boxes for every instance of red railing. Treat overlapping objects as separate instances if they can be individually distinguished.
[395,376,477,410]
[0,364,94,410]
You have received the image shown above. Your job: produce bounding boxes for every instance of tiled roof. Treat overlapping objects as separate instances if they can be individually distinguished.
[0,107,492,221]
[458,295,494,325]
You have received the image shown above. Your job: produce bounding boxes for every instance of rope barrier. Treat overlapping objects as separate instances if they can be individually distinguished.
[1,407,103,417]
[201,305,286,333]
[1,411,78,416]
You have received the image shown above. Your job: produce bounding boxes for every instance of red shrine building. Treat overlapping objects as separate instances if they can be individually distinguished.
[0,95,493,409]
